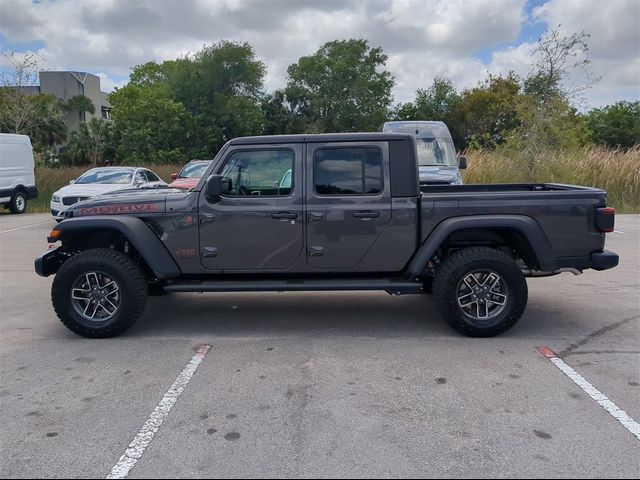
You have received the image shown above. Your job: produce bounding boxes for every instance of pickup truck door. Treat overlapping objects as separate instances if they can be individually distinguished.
[305,142,392,269]
[198,144,304,271]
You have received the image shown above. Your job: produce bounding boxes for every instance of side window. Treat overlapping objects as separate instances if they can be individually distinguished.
[134,170,147,184]
[314,147,382,195]
[219,149,294,196]
[145,170,160,182]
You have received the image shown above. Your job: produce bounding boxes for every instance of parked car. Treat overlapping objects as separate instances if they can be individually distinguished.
[50,166,166,220]
[36,132,618,339]
[0,133,37,214]
[168,160,212,189]
[382,121,466,185]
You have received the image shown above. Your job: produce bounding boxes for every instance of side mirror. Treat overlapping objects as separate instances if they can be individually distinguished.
[170,173,177,180]
[458,156,467,170]
[69,179,75,184]
[205,174,231,202]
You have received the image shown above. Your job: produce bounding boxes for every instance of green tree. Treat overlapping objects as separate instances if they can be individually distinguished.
[165,41,266,152]
[261,90,304,135]
[109,83,193,164]
[285,39,394,133]
[63,94,96,123]
[458,73,522,149]
[65,118,114,166]
[585,101,640,149]
[393,77,464,147]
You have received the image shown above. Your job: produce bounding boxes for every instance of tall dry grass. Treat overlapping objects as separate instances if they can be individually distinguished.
[463,146,640,212]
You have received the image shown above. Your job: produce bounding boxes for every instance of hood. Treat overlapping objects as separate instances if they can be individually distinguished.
[418,166,463,185]
[168,177,200,189]
[66,188,170,218]
[54,183,131,197]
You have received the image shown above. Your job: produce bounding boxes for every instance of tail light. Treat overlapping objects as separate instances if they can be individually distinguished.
[595,207,615,233]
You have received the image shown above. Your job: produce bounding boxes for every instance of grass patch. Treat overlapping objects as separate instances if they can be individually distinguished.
[463,146,640,213]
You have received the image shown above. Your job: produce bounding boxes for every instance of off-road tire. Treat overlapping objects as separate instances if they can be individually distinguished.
[52,249,148,338]
[433,247,528,337]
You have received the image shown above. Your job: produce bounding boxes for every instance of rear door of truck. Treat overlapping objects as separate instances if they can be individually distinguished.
[305,140,392,269]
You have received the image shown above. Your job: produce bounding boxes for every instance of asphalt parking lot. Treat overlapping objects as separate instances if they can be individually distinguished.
[1,213,638,479]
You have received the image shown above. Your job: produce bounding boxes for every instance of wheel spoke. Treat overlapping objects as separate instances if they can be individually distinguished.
[463,274,482,290]
[457,292,476,308]
[485,273,500,289]
[86,272,100,288]
[83,301,99,319]
[100,298,118,316]
[490,292,507,305]
[72,288,90,300]
[102,281,119,294]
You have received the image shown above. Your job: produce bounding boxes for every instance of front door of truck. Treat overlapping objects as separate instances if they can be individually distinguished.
[305,142,392,269]
[199,144,304,271]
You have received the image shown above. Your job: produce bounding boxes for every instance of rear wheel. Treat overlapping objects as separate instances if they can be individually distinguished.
[432,247,528,337]
[9,190,27,214]
[52,249,148,338]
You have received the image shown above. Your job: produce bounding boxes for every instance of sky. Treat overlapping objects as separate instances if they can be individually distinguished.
[0,0,638,109]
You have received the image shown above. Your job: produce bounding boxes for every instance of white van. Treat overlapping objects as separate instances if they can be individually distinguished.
[0,133,37,214]
[382,121,466,185]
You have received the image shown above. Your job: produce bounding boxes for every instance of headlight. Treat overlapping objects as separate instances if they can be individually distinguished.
[52,194,61,203]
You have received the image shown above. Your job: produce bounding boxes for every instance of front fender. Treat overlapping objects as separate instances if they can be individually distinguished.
[48,216,181,279]
[406,215,557,278]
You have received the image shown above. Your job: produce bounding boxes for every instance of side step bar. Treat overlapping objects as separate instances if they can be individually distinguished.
[164,279,423,295]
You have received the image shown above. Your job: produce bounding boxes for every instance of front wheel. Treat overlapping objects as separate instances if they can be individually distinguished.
[432,247,528,337]
[51,249,148,338]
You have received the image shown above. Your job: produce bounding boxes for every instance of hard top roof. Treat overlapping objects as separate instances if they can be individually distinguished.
[228,132,414,145]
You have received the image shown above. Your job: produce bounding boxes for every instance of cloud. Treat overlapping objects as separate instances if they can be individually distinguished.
[0,0,637,106]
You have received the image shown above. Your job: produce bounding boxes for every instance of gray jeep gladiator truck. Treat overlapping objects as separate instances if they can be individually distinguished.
[35,133,619,338]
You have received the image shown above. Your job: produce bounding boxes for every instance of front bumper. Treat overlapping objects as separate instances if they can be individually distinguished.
[50,200,66,219]
[590,249,619,271]
[35,246,66,277]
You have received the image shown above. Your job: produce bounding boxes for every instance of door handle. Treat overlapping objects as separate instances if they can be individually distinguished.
[353,211,379,219]
[271,212,298,220]
[200,212,216,223]
[308,212,325,222]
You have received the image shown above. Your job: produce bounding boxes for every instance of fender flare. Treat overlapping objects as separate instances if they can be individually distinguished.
[52,215,181,279]
[406,215,557,277]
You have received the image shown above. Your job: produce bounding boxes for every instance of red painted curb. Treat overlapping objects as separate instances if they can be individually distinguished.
[536,346,557,358]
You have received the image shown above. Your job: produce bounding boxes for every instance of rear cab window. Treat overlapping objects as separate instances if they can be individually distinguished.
[313,147,383,196]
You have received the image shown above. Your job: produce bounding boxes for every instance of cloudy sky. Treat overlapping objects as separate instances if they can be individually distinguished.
[1,0,638,109]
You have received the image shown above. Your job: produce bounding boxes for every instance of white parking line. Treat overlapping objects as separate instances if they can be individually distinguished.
[106,344,212,479]
[0,220,52,234]
[537,346,640,441]
[613,230,627,235]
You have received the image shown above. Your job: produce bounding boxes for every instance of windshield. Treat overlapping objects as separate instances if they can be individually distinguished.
[75,169,133,184]
[179,162,210,178]
[416,138,457,167]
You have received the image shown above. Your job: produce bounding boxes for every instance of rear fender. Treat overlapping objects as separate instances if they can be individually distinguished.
[406,215,557,278]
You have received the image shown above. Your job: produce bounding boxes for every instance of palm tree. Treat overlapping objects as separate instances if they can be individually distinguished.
[66,118,113,165]
[64,95,96,123]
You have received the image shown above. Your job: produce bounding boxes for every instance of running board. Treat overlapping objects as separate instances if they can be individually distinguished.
[163,279,423,295]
